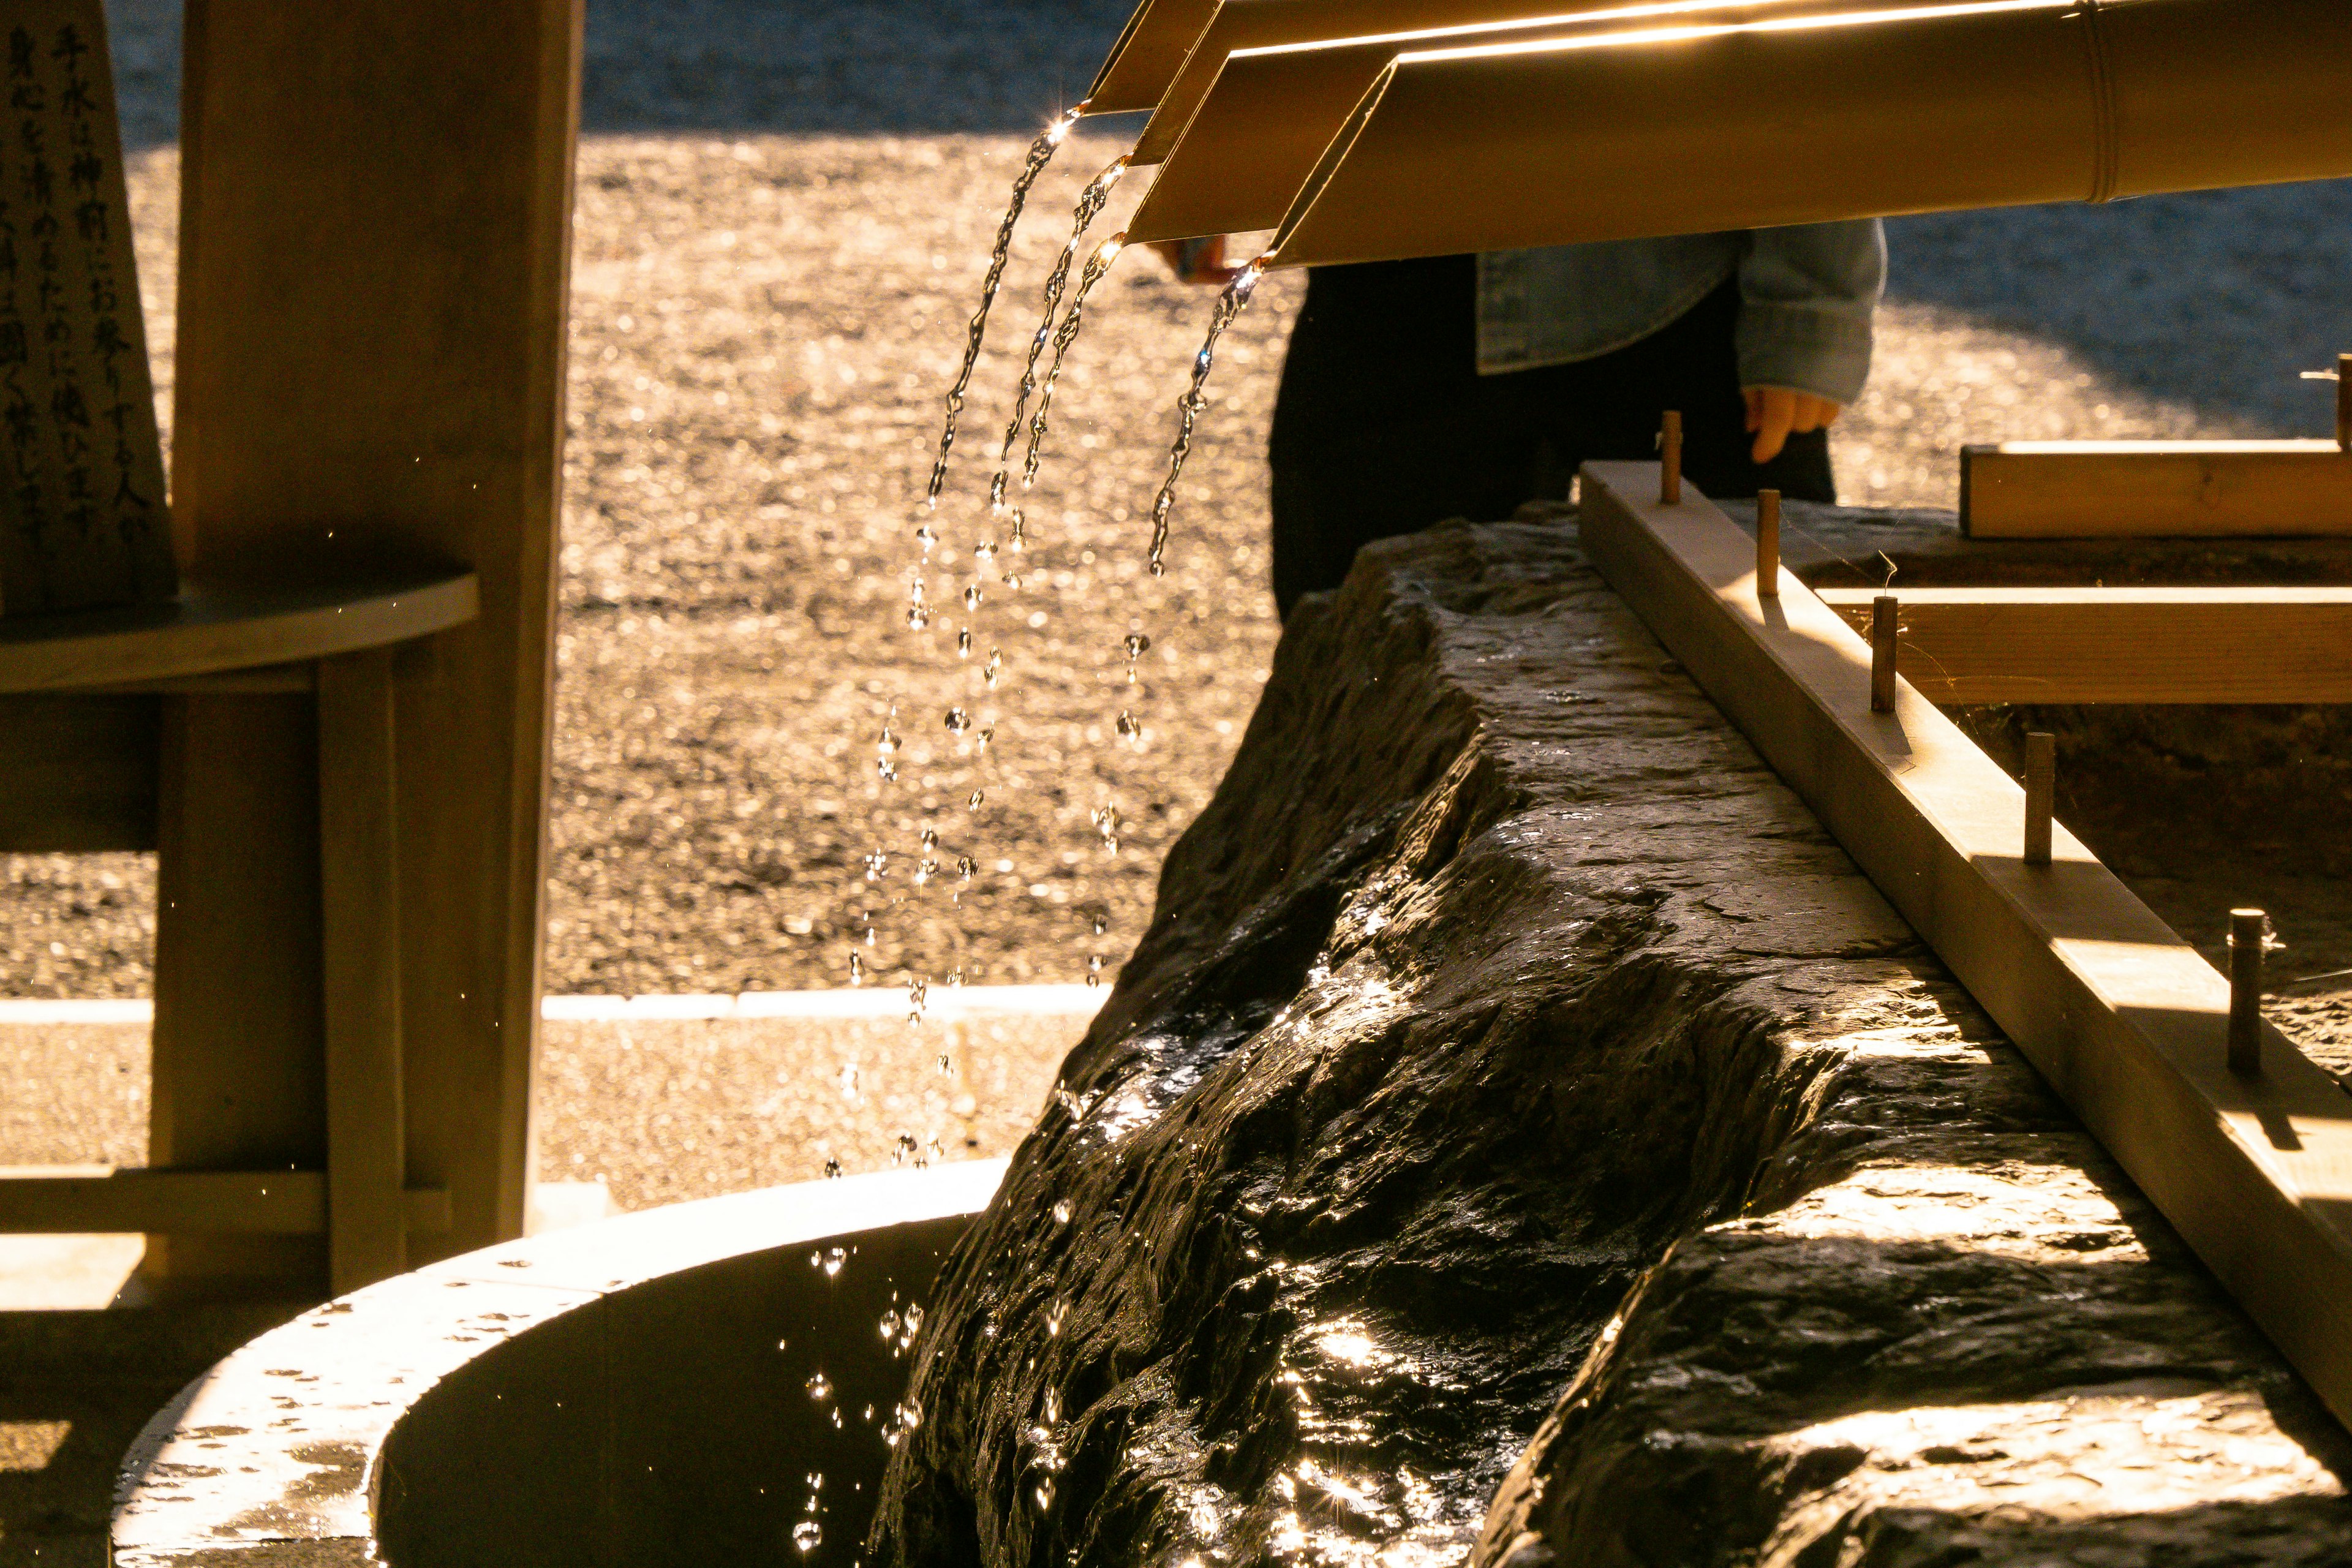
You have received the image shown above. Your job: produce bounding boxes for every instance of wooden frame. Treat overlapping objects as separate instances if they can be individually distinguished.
[1580,461,2352,1431]
[1813,584,2352,703]
[1961,440,2352,538]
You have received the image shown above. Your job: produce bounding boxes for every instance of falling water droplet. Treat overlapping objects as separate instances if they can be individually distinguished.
[1091,912,1109,937]
[793,1521,823,1553]
[864,848,888,883]
[944,707,970,734]
[919,827,939,851]
[963,582,984,611]
[956,855,976,884]
[839,1063,861,1099]
[823,1246,846,1278]
[974,538,998,565]
[824,1158,843,1179]
[1046,1298,1068,1336]
[895,1132,918,1166]
[1115,709,1142,744]
[806,1371,833,1402]
[938,1052,952,1075]
[984,650,1003,690]
[926,1134,943,1165]
[968,789,986,809]
[1087,953,1104,987]
[1122,631,1152,683]
[1052,1199,1072,1224]
[914,521,937,552]
[957,628,971,658]
[846,951,864,986]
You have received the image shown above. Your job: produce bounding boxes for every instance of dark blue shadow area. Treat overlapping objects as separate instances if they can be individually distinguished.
[1885,183,2352,435]
[104,0,1140,151]
[584,0,1137,135]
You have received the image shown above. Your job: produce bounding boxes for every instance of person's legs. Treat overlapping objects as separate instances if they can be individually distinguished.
[1268,255,1540,618]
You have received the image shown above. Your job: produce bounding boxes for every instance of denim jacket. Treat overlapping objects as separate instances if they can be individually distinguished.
[1474,219,1885,405]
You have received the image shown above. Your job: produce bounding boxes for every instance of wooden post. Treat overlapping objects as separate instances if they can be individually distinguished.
[1659,412,1682,504]
[2230,908,2267,1076]
[2022,731,2054,867]
[2337,353,2351,453]
[156,0,583,1290]
[318,649,407,1292]
[1869,595,1897,712]
[1755,488,1780,597]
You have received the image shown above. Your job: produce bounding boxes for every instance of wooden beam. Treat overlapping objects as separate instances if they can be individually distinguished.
[318,648,409,1292]
[0,1169,450,1234]
[168,0,581,1283]
[1961,440,2352,538]
[1814,585,2352,704]
[1580,460,2352,1433]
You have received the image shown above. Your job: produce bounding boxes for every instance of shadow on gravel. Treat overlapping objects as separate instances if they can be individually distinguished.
[1885,183,2352,437]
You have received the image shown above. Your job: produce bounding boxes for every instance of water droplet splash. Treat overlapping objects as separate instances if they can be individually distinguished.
[925,107,1082,507]
[1148,263,1263,577]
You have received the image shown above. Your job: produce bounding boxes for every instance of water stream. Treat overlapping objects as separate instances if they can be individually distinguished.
[925,106,1085,510]
[1146,262,1264,578]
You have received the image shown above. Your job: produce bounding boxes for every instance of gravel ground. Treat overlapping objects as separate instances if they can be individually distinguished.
[4,0,2350,1135]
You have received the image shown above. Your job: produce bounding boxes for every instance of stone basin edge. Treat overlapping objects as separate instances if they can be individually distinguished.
[106,1158,1008,1567]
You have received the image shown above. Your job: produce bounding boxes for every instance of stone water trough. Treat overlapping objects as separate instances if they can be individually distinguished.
[114,505,2352,1566]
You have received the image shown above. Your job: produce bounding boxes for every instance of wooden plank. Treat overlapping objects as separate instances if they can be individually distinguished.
[0,1168,450,1234]
[0,1169,324,1233]
[1581,460,2352,1433]
[1814,585,2352,704]
[318,648,407,1292]
[163,0,580,1286]
[1961,440,2352,538]
[0,569,475,693]
[0,692,155,850]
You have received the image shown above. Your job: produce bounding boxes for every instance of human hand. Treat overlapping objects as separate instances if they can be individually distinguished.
[1149,235,1244,287]
[1744,387,1842,465]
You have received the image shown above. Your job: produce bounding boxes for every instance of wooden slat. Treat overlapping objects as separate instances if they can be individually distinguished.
[0,1168,448,1234]
[1961,440,2352,538]
[1581,460,2352,1433]
[0,570,476,694]
[318,647,409,1292]
[1814,585,2352,704]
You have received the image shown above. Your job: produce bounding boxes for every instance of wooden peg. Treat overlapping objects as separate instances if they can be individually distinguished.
[1660,411,1683,503]
[2337,353,2351,451]
[1755,488,1781,597]
[2022,731,2054,865]
[1869,595,1897,712]
[2229,908,2266,1076]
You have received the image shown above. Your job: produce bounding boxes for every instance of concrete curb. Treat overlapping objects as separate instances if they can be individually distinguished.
[108,1159,1005,1566]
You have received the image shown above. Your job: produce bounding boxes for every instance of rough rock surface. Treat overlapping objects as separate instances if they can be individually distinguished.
[867,520,2352,1567]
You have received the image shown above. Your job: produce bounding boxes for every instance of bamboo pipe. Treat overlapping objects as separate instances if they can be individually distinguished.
[1089,0,1222,115]
[1128,0,1911,244]
[1130,0,1858,166]
[1263,0,2352,270]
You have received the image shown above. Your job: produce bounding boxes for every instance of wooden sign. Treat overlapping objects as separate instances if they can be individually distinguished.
[0,0,172,615]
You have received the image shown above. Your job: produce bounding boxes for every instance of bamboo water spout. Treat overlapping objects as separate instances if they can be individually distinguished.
[1258,0,2352,269]
[1088,0,1223,113]
[1125,0,1910,244]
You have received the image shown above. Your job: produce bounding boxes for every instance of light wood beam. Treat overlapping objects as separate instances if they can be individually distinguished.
[318,649,407,1292]
[1581,460,2352,1433]
[1814,584,2352,704]
[0,1169,450,1234]
[1961,440,2352,538]
[168,0,582,1281]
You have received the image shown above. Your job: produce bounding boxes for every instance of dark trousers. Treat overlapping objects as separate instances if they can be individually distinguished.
[1267,255,1836,619]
